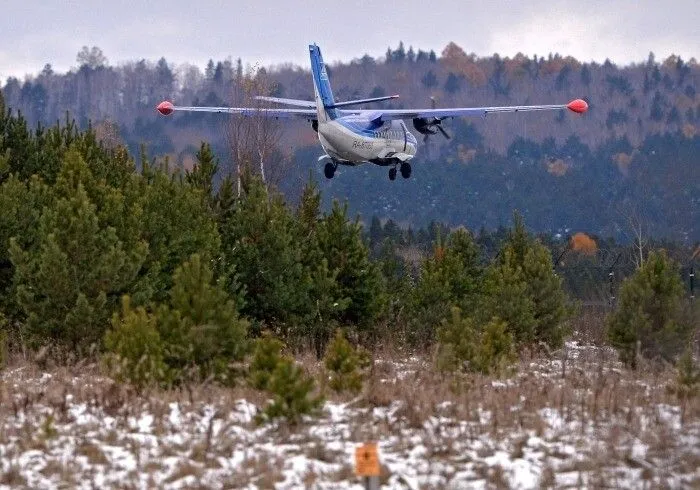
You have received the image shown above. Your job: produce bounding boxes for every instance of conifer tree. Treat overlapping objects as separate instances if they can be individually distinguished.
[258,358,323,425]
[295,181,347,356]
[406,228,482,347]
[607,250,690,366]
[0,175,52,315]
[156,254,248,384]
[315,201,385,333]
[10,152,147,349]
[437,307,515,375]
[483,212,570,348]
[218,175,309,329]
[186,142,218,206]
[103,296,167,388]
[249,334,323,425]
[135,164,220,304]
[249,335,286,390]
[324,329,370,394]
[479,248,537,344]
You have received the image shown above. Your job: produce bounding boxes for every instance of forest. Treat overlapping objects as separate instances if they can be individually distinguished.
[2,42,698,241]
[0,85,696,387]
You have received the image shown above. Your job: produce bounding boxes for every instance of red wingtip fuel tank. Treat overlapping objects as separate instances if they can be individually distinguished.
[567,99,588,114]
[156,101,174,116]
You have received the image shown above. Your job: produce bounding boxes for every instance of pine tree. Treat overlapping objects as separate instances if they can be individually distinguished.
[406,228,482,347]
[0,175,52,314]
[315,201,385,333]
[156,254,248,384]
[480,248,537,344]
[185,142,218,207]
[437,307,515,375]
[607,250,690,366]
[249,334,323,425]
[295,182,349,356]
[258,357,323,425]
[10,152,147,349]
[218,176,309,330]
[135,163,221,304]
[324,329,370,394]
[249,334,286,390]
[103,296,167,388]
[483,212,571,348]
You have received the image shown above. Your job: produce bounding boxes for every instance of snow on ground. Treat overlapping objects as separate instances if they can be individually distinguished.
[0,342,698,489]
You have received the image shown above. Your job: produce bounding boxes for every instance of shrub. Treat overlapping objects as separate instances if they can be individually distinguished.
[437,307,516,375]
[248,335,286,391]
[103,296,168,388]
[257,358,324,425]
[323,329,370,394]
[607,251,691,367]
[249,335,323,425]
[669,348,699,424]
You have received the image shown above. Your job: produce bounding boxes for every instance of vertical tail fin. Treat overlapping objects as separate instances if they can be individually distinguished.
[309,44,337,121]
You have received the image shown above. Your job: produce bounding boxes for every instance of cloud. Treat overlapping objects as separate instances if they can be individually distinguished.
[1,0,698,80]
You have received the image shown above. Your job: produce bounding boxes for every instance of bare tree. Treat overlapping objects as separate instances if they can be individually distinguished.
[618,203,649,269]
[225,65,288,195]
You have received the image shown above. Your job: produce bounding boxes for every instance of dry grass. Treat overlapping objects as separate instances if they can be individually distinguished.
[0,334,698,488]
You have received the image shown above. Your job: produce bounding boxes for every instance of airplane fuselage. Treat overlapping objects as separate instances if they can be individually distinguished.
[317,116,418,166]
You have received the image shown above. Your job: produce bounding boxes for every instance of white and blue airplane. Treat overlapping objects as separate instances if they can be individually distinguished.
[157,44,588,180]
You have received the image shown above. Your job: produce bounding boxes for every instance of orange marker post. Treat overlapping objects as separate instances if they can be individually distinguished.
[355,442,380,489]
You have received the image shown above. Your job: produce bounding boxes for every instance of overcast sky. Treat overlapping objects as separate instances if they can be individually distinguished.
[1,0,698,81]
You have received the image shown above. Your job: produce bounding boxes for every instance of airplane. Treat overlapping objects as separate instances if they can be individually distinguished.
[157,44,588,181]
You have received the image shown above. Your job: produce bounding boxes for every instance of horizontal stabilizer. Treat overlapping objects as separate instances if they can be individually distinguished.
[254,96,316,108]
[328,94,399,108]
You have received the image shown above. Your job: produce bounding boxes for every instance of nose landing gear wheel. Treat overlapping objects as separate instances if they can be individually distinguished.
[388,167,397,181]
[400,162,412,179]
[324,162,336,179]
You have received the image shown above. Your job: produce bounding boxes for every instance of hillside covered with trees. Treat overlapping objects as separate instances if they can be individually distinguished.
[2,43,698,241]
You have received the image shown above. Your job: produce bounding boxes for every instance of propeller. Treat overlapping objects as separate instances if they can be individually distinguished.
[413,96,451,143]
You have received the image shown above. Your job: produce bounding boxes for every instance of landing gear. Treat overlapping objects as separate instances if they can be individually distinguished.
[324,161,336,179]
[400,162,412,179]
[388,167,397,181]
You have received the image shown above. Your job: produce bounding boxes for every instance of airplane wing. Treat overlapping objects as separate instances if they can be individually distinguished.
[360,99,588,123]
[156,101,316,119]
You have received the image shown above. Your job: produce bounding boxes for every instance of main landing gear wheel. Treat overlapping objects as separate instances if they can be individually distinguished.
[388,167,397,181]
[400,162,412,179]
[324,162,336,179]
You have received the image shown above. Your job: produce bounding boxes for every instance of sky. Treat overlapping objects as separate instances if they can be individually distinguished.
[1,0,698,81]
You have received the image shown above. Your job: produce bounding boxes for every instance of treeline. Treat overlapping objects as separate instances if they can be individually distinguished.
[2,44,698,241]
[2,43,698,155]
[0,99,697,421]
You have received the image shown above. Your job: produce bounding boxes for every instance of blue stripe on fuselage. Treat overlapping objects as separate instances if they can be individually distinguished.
[334,116,380,137]
[334,116,418,145]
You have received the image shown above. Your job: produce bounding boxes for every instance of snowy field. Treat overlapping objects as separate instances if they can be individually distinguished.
[1,341,698,489]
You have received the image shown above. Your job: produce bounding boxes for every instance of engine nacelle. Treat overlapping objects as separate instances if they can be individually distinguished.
[412,117,439,135]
